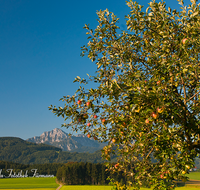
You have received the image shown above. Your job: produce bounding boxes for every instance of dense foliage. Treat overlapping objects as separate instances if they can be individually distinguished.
[56,162,128,186]
[0,137,113,164]
[50,0,200,189]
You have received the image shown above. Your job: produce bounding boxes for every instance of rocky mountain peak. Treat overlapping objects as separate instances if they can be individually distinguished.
[27,128,68,144]
[26,128,107,153]
[40,128,68,142]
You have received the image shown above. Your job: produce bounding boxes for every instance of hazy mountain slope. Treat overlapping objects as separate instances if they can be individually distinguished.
[27,128,107,153]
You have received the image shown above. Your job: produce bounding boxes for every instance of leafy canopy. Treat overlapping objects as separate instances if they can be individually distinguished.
[49,0,200,189]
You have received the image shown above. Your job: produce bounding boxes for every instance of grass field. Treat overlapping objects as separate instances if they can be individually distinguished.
[187,172,200,180]
[1,173,200,190]
[59,186,200,190]
[0,177,59,189]
[0,189,55,190]
[60,173,200,190]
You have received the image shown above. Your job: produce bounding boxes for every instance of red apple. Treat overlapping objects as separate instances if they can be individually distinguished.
[101,119,106,123]
[87,123,91,127]
[157,80,161,85]
[112,138,116,143]
[145,119,150,124]
[93,115,97,119]
[122,122,126,126]
[87,134,91,138]
[182,38,188,44]
[77,100,82,105]
[152,112,158,119]
[86,102,91,107]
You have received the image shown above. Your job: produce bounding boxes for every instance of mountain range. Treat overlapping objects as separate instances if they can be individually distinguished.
[26,128,107,153]
[0,128,113,164]
[1,129,200,168]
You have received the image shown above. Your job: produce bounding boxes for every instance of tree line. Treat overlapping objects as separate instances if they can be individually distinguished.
[56,162,128,185]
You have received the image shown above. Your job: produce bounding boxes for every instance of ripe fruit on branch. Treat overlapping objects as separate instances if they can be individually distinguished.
[86,101,91,107]
[77,100,82,105]
[87,123,91,127]
[93,115,97,119]
[101,118,106,124]
[157,80,161,85]
[125,105,129,110]
[160,174,167,179]
[182,171,186,175]
[185,165,190,169]
[122,122,126,127]
[145,119,150,124]
[182,38,188,44]
[157,107,163,113]
[112,138,116,143]
[152,112,158,119]
[87,134,91,138]
[114,163,119,169]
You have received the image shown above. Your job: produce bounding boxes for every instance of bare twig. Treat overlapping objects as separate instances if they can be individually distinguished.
[181,77,187,105]
[146,147,154,160]
[186,90,200,103]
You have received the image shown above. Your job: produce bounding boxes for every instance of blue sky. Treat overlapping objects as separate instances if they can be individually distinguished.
[0,0,191,139]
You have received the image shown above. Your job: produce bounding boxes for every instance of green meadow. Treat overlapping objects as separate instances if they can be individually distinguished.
[60,172,200,190]
[186,172,200,181]
[1,172,200,190]
[59,186,200,190]
[0,177,59,189]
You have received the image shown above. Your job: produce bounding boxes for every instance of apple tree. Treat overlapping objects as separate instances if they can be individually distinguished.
[49,0,200,189]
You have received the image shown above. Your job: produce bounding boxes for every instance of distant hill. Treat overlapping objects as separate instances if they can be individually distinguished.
[1,136,199,168]
[0,137,111,164]
[26,128,107,153]
[0,137,61,164]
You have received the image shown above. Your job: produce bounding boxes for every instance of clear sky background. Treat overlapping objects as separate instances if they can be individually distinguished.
[0,0,191,140]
